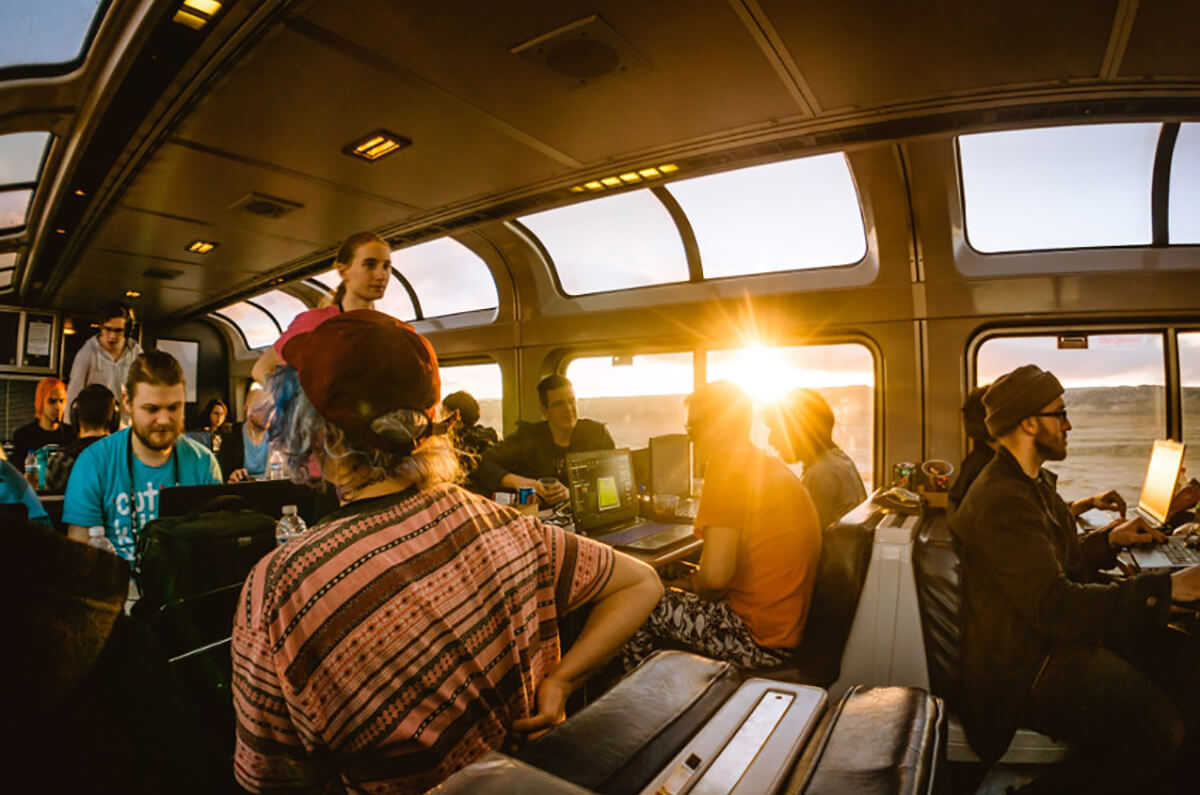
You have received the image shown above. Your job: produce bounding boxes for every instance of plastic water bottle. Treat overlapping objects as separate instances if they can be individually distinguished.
[87,526,118,555]
[23,451,39,490]
[268,449,285,480]
[275,505,307,546]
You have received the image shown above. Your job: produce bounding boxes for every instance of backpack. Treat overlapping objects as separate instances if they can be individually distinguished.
[134,495,276,615]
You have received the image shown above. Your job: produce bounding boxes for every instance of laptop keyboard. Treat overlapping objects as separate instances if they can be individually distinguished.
[600,521,692,549]
[1162,537,1200,566]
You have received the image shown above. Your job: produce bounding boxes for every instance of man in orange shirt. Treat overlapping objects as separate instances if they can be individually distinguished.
[622,380,823,669]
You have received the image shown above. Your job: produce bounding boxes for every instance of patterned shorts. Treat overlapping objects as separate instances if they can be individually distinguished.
[621,588,791,671]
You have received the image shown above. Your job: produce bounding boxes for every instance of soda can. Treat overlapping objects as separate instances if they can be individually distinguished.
[518,487,535,505]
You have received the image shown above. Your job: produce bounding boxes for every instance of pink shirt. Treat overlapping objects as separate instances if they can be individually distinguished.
[273,305,341,364]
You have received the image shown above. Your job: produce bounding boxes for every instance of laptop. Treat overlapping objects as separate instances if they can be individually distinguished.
[1124,440,1200,570]
[566,448,695,551]
[649,434,699,521]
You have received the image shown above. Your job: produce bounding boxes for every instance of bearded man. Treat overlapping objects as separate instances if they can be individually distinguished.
[64,350,221,561]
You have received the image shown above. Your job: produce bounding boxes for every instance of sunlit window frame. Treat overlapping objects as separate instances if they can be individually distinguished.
[305,266,423,319]
[0,0,113,81]
[0,131,53,237]
[211,300,282,351]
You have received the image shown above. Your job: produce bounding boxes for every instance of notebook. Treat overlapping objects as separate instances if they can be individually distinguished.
[566,448,694,551]
[1124,440,1200,570]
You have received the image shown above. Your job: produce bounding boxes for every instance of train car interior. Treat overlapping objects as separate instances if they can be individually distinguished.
[3,1,1200,793]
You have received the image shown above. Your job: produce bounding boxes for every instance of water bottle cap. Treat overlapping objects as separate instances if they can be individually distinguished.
[282,504,297,514]
[88,526,105,538]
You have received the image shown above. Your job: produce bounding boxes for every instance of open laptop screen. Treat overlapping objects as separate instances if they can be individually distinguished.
[1138,439,1185,526]
[566,449,639,533]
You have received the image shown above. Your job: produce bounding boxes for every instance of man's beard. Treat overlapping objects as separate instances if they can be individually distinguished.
[1034,429,1067,461]
[133,420,180,452]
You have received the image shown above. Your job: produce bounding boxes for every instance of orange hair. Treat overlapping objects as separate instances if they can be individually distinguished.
[35,377,66,414]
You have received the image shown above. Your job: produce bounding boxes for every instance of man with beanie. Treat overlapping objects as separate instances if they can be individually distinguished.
[951,364,1200,794]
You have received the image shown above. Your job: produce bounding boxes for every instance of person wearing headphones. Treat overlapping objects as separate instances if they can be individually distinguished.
[66,300,143,427]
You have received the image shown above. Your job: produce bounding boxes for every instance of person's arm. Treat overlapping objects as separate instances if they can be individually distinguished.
[512,549,662,736]
[475,426,528,494]
[62,443,106,542]
[251,347,279,386]
[688,524,739,600]
[1070,489,1126,517]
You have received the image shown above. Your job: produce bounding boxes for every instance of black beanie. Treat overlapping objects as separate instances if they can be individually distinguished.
[983,364,1064,438]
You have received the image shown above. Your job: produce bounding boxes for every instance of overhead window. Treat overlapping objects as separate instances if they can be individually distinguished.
[1178,332,1200,484]
[309,268,417,321]
[0,132,51,233]
[706,343,875,485]
[1169,123,1200,245]
[213,301,279,350]
[667,154,866,278]
[0,0,107,72]
[975,332,1165,502]
[959,123,1161,252]
[518,190,688,295]
[565,352,695,449]
[439,361,504,435]
[390,238,498,318]
[247,290,306,333]
[0,251,14,289]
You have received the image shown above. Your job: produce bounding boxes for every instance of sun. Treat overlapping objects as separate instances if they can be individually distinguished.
[721,345,792,403]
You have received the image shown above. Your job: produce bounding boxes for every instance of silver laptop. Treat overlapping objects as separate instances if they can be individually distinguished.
[566,448,694,551]
[1126,440,1200,570]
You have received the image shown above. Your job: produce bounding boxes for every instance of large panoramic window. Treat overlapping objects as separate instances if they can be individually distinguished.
[667,154,866,278]
[0,0,106,72]
[518,190,688,295]
[0,251,15,289]
[390,238,498,318]
[1169,123,1200,245]
[706,343,875,485]
[565,352,695,449]
[0,131,52,232]
[247,290,306,333]
[439,362,503,434]
[975,332,1166,502]
[1177,332,1200,484]
[213,301,279,350]
[960,123,1161,252]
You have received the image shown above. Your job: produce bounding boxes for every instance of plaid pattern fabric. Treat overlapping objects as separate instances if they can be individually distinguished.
[232,483,613,793]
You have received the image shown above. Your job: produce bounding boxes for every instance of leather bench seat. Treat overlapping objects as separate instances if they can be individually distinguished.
[517,650,740,794]
[786,686,945,795]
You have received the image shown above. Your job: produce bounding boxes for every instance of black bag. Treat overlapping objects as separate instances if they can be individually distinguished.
[134,495,276,614]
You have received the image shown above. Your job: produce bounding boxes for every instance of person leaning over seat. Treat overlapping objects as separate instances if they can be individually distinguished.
[231,310,661,794]
[474,374,615,505]
[63,350,222,562]
[621,380,823,671]
[950,364,1200,795]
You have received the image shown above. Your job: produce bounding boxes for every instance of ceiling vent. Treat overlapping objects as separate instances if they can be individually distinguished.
[511,15,648,88]
[143,267,182,280]
[231,191,304,219]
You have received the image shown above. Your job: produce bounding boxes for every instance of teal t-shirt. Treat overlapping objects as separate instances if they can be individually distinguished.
[63,428,222,561]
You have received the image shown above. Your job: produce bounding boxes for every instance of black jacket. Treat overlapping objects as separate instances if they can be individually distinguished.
[475,419,615,494]
[949,445,1171,762]
[948,443,994,514]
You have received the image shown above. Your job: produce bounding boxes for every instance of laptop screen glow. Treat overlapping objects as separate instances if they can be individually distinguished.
[1137,439,1185,525]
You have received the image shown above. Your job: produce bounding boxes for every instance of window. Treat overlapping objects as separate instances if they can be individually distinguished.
[309,268,417,321]
[213,301,279,350]
[248,290,306,333]
[706,343,875,485]
[0,250,15,289]
[518,190,688,295]
[1169,123,1200,245]
[667,154,866,278]
[439,362,503,434]
[390,238,498,318]
[1177,332,1200,485]
[975,333,1166,502]
[565,352,694,449]
[0,0,106,72]
[0,131,52,233]
[959,123,1161,252]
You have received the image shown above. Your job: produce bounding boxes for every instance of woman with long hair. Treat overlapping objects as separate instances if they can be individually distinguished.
[232,311,661,793]
[250,231,391,384]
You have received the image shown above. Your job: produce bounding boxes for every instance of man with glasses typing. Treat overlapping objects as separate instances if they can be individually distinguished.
[951,364,1200,794]
[66,300,143,428]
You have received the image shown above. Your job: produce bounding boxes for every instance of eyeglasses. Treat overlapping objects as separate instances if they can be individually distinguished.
[1033,409,1069,423]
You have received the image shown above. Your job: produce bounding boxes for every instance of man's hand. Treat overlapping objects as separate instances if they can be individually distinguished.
[1091,489,1127,517]
[227,468,250,484]
[1170,565,1200,603]
[1109,515,1168,548]
[532,478,569,505]
[511,674,570,740]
